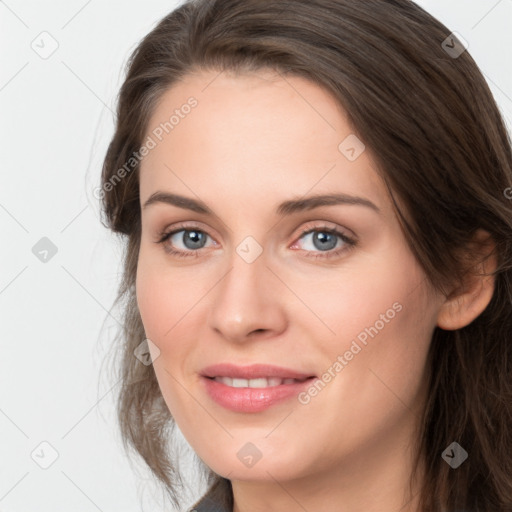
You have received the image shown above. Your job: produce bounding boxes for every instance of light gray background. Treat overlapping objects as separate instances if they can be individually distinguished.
[1,1,511,511]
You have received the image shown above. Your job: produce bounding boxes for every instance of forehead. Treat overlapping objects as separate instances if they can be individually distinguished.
[139,69,387,214]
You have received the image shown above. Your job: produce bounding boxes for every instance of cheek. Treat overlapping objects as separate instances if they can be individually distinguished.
[299,250,425,347]
[135,260,168,341]
[135,256,194,414]
[135,248,196,342]
[307,247,435,401]
[135,249,214,389]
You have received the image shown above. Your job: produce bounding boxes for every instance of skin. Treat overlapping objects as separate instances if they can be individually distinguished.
[136,69,496,512]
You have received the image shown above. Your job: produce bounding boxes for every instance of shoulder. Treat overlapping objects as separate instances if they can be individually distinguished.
[189,478,232,512]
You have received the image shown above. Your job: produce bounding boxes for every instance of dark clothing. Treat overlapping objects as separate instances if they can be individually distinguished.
[190,478,233,512]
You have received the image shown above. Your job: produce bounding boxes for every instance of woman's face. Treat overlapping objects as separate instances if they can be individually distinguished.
[136,69,444,483]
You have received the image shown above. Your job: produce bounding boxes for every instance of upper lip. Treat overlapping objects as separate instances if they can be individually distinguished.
[201,363,316,380]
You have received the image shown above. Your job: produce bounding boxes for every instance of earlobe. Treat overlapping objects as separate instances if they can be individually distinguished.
[436,230,497,331]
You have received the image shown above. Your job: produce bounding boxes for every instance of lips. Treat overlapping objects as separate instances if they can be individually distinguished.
[200,363,315,381]
[200,363,317,413]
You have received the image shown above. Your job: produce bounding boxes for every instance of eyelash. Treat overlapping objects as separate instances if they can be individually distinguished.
[154,222,357,260]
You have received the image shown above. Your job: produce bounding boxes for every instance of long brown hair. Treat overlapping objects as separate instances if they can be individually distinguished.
[99,1,512,510]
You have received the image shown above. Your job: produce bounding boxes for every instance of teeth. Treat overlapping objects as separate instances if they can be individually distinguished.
[213,376,299,388]
[232,378,248,388]
[247,378,268,388]
[220,377,233,386]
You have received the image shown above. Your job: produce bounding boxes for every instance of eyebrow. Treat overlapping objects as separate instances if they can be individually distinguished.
[142,191,380,215]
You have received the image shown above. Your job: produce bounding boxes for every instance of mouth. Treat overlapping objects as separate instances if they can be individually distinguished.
[200,362,316,381]
[200,363,317,412]
[207,376,312,388]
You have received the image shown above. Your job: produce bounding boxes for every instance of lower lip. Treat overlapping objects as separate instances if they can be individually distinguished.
[201,376,316,413]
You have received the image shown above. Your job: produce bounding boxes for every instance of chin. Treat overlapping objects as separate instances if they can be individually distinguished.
[198,441,311,482]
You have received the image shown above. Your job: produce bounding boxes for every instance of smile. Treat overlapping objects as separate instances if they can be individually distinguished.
[211,376,308,388]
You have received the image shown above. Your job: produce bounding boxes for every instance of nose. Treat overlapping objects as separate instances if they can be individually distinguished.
[208,248,288,343]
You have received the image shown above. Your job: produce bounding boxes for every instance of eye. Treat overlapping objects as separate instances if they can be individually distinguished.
[292,225,357,260]
[154,222,357,260]
[155,224,217,258]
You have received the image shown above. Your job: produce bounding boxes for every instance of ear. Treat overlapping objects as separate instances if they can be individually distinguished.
[436,229,498,331]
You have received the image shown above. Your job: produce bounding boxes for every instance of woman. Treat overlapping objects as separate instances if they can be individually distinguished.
[99,0,512,510]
